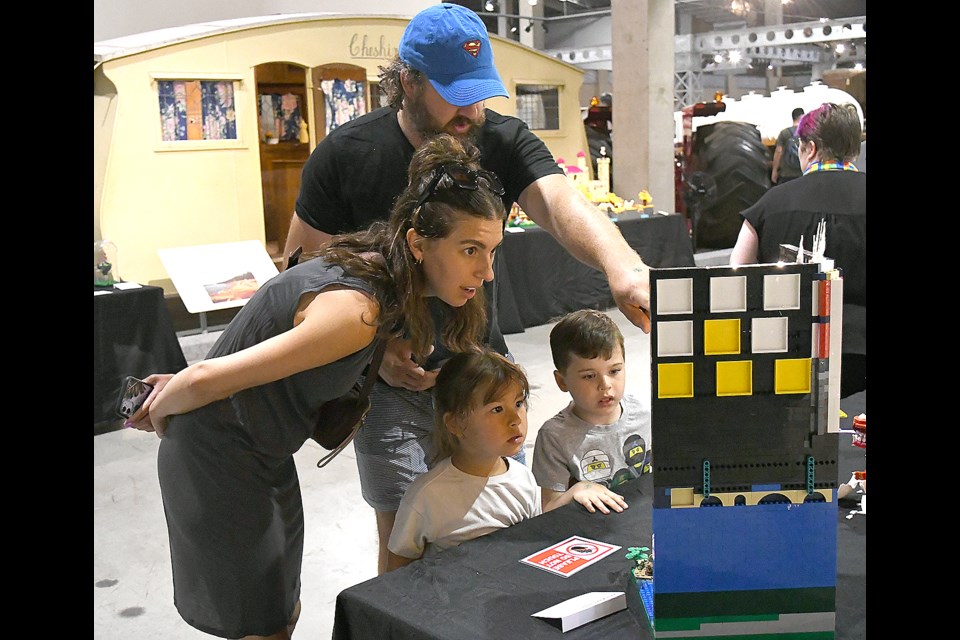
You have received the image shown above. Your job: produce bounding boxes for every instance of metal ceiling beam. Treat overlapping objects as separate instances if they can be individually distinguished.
[543,16,864,70]
[689,16,865,52]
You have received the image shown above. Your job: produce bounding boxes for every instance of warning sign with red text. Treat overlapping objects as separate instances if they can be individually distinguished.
[520,535,621,578]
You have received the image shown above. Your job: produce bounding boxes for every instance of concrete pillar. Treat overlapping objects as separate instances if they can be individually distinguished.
[611,0,674,212]
[764,0,783,26]
[764,0,783,91]
[519,0,544,49]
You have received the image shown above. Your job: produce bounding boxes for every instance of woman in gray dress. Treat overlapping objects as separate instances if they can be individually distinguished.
[124,133,507,639]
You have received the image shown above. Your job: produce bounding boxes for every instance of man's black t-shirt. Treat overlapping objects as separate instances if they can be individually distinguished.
[295,106,564,366]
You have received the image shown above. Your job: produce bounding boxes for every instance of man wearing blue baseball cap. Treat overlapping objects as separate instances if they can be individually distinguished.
[286,2,653,575]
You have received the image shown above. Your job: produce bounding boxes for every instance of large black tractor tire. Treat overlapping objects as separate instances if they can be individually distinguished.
[689,121,771,249]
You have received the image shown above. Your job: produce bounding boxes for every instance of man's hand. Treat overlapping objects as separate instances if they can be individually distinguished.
[608,263,651,333]
[377,337,439,392]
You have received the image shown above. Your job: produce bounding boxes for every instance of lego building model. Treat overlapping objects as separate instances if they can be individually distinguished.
[637,259,844,638]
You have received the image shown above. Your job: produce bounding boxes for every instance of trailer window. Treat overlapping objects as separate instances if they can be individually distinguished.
[158,80,237,142]
[516,84,560,131]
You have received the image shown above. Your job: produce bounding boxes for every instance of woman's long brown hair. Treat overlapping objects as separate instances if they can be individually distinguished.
[316,134,506,363]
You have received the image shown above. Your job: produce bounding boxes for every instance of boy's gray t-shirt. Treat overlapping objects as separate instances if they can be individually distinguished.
[532,394,652,492]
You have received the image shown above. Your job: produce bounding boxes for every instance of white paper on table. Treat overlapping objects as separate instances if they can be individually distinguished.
[113,282,144,290]
[532,591,626,632]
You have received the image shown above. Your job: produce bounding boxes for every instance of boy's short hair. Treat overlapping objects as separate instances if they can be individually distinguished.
[549,309,625,372]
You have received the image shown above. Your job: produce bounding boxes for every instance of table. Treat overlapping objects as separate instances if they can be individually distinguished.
[94,285,188,432]
[332,390,866,640]
[496,213,695,335]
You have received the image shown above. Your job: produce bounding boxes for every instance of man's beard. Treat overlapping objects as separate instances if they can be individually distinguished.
[404,88,485,144]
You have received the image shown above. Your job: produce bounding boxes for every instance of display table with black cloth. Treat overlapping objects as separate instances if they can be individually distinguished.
[332,390,866,640]
[496,213,695,335]
[94,285,188,433]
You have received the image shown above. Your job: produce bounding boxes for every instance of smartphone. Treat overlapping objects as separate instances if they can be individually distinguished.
[115,376,155,420]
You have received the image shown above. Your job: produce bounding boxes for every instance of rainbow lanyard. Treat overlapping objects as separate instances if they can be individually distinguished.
[803,161,859,176]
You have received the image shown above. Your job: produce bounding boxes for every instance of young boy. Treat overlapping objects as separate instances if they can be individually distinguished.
[532,309,652,506]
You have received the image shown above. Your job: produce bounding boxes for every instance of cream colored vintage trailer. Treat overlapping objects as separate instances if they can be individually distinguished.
[94,13,590,291]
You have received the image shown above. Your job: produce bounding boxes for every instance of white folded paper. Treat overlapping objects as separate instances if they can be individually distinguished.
[531,591,626,632]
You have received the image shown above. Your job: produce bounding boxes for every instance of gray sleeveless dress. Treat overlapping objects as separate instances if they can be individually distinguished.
[157,258,380,638]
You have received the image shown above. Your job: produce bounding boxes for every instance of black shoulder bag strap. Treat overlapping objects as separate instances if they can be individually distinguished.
[315,337,388,468]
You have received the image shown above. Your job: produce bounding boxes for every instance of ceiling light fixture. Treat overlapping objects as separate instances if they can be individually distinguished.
[525,22,533,32]
[484,1,495,11]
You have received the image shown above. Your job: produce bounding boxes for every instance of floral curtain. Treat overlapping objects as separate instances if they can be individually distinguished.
[320,79,366,136]
[158,80,236,141]
[258,93,302,142]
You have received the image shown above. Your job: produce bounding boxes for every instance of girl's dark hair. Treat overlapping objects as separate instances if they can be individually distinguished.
[549,309,625,372]
[431,350,530,463]
[796,102,862,163]
[317,134,507,362]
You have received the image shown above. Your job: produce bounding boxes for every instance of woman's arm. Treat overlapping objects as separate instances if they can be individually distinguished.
[139,288,379,436]
[729,220,760,266]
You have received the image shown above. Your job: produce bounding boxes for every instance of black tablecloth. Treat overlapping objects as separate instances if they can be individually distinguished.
[94,285,187,432]
[332,390,866,640]
[497,213,695,334]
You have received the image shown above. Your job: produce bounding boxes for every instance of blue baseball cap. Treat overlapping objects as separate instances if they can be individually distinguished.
[399,3,510,107]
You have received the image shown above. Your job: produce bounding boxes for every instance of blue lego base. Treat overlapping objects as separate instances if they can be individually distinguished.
[638,577,655,627]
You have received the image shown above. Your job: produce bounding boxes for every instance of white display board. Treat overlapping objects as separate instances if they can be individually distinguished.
[158,241,279,314]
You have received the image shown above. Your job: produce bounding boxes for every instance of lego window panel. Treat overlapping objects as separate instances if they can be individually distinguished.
[709,275,747,313]
[762,273,801,310]
[656,278,693,315]
[752,317,789,353]
[657,321,694,357]
[657,362,694,398]
[774,358,812,394]
[716,360,752,396]
[703,318,740,355]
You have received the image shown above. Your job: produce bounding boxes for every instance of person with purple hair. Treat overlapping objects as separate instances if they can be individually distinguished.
[730,102,865,398]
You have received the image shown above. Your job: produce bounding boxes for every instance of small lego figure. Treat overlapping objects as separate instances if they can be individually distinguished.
[626,546,653,580]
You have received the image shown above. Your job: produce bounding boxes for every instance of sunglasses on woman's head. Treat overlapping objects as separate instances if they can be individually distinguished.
[412,162,505,213]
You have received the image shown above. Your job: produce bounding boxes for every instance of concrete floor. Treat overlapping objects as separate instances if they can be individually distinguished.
[93,307,652,639]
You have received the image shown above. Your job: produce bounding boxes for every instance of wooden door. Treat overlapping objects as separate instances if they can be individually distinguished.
[255,62,310,262]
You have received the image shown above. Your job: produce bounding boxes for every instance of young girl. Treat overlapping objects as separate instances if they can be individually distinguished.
[386,350,629,571]
[124,134,507,640]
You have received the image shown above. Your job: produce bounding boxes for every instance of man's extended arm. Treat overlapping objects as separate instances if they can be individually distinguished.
[771,143,784,184]
[518,173,650,332]
[282,213,334,269]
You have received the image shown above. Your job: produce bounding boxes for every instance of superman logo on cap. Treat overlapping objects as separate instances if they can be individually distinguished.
[462,40,481,57]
